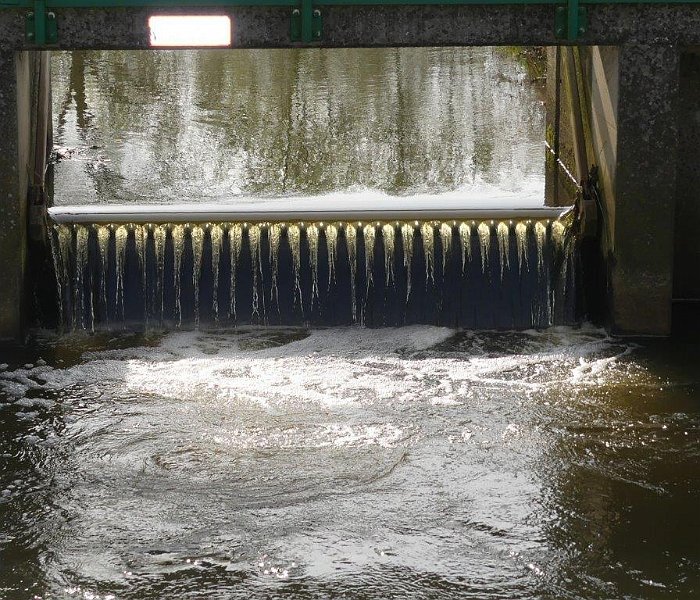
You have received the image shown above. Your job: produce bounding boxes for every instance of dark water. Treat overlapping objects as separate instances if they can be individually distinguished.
[50,47,545,206]
[0,327,698,599]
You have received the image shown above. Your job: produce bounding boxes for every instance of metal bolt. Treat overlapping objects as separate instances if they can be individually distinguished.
[27,11,34,18]
[313,9,320,16]
[48,12,56,19]
[27,32,34,40]
[292,9,300,15]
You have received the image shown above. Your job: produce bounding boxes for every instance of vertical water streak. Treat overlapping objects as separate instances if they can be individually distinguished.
[515,221,529,274]
[345,224,357,322]
[458,222,472,274]
[115,225,129,323]
[268,223,281,308]
[497,222,510,280]
[401,223,414,302]
[95,225,110,319]
[535,220,547,276]
[440,223,452,276]
[248,224,263,318]
[551,220,566,252]
[210,224,224,321]
[363,224,376,292]
[74,225,90,330]
[49,225,69,326]
[307,224,320,305]
[477,222,491,273]
[171,224,185,326]
[326,224,338,287]
[153,224,167,322]
[382,223,395,286]
[228,223,243,320]
[191,225,205,327]
[134,224,148,323]
[288,224,303,311]
[421,222,435,284]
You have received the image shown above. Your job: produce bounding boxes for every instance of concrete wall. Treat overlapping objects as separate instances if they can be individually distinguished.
[0,51,31,342]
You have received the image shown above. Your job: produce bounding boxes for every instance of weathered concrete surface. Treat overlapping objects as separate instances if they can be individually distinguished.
[608,43,680,335]
[0,51,31,342]
[673,49,700,302]
[1,5,700,50]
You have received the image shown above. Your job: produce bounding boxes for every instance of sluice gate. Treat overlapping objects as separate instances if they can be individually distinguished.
[47,205,577,330]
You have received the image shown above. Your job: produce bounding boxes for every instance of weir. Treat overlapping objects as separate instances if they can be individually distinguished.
[46,207,577,330]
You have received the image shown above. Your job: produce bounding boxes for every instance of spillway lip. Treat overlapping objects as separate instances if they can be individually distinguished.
[48,204,572,224]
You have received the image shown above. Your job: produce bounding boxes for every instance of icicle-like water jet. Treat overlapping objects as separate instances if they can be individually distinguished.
[440,223,452,276]
[248,224,263,318]
[288,224,303,312]
[268,223,281,308]
[307,224,320,305]
[95,225,110,317]
[153,224,167,321]
[210,224,224,321]
[134,225,148,322]
[345,224,357,322]
[535,220,547,276]
[382,224,395,286]
[74,225,90,330]
[171,224,185,326]
[191,225,205,327]
[401,223,414,302]
[228,223,243,320]
[326,224,338,288]
[515,221,529,274]
[459,222,472,274]
[478,222,491,273]
[497,222,510,280]
[421,222,435,284]
[364,224,376,292]
[115,225,128,322]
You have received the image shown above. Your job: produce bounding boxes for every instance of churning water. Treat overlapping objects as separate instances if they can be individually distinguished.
[0,327,699,598]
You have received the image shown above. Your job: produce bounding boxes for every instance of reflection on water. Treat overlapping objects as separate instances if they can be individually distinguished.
[0,327,698,598]
[51,48,545,205]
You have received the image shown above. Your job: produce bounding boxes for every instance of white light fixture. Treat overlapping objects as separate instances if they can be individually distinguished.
[149,15,232,47]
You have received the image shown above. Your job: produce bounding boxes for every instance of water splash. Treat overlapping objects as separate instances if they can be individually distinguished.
[95,225,110,317]
[345,224,357,322]
[515,221,529,274]
[363,224,376,292]
[421,222,435,284]
[440,223,452,276]
[382,224,395,286]
[458,222,472,274]
[477,222,490,273]
[401,223,414,302]
[288,224,303,312]
[210,224,224,321]
[248,224,263,318]
[153,224,167,321]
[535,220,547,276]
[115,225,129,322]
[228,223,243,320]
[171,224,185,326]
[307,224,320,305]
[326,224,338,288]
[191,225,205,327]
[497,222,510,280]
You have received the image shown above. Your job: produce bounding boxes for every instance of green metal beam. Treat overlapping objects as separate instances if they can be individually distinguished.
[3,0,700,46]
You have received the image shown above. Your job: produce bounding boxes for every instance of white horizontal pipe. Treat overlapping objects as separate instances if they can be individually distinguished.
[48,203,572,224]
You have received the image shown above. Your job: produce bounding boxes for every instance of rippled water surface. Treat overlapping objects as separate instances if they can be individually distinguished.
[50,47,545,205]
[0,326,698,599]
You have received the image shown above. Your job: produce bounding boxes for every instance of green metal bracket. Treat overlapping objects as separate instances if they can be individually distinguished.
[25,0,57,44]
[555,0,587,41]
[290,0,322,42]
